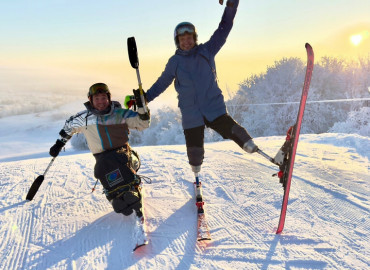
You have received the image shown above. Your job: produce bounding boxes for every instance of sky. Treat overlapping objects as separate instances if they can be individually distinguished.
[0,0,369,108]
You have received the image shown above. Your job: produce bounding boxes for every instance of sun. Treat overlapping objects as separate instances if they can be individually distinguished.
[350,34,363,46]
[350,30,369,46]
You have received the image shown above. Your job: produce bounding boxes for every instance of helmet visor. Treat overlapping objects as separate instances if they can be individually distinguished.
[175,24,195,38]
[88,83,110,97]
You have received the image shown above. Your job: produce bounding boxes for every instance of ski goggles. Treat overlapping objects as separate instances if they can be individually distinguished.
[174,24,196,38]
[88,83,110,97]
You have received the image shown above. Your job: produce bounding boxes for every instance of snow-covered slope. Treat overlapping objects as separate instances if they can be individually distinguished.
[0,134,369,269]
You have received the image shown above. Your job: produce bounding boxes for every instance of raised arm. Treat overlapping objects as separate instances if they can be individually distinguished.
[204,0,239,56]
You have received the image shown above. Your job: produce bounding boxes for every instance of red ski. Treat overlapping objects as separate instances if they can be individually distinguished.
[275,43,314,234]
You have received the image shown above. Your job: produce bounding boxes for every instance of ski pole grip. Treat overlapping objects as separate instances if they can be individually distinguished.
[139,88,147,113]
[135,70,147,113]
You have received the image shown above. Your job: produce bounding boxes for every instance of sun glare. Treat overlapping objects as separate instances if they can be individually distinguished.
[350,30,369,46]
[350,34,363,46]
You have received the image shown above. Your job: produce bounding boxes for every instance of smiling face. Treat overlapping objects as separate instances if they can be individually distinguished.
[178,33,196,51]
[92,92,110,111]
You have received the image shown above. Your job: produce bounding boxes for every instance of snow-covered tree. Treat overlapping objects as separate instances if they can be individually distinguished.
[229,55,370,136]
[330,107,370,136]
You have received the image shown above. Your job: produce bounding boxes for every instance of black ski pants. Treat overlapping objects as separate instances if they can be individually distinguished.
[183,114,252,166]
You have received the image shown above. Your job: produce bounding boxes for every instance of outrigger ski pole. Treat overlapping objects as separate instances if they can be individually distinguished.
[127,36,148,113]
[26,157,56,201]
[257,148,279,166]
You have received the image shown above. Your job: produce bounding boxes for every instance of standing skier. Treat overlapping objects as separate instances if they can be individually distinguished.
[128,0,257,173]
[50,83,150,218]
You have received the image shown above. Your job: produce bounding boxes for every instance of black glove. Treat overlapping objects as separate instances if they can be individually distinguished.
[49,139,65,157]
[226,0,236,7]
[220,0,236,7]
[133,89,147,108]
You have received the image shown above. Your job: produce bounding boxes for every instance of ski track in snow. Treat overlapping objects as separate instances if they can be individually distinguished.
[0,134,369,269]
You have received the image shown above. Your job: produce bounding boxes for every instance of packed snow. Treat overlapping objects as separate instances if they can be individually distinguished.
[0,114,369,269]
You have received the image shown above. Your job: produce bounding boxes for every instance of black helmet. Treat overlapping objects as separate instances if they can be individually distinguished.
[174,22,198,48]
[88,83,111,101]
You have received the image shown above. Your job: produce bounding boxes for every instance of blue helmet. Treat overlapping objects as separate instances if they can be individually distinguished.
[174,22,198,47]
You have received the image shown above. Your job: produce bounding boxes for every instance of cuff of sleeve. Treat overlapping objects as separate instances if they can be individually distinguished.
[226,0,238,8]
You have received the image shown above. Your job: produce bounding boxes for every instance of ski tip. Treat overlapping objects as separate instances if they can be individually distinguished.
[197,237,211,241]
[133,242,148,252]
[305,43,312,50]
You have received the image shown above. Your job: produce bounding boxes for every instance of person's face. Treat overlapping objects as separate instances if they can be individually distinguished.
[92,93,110,111]
[178,33,195,51]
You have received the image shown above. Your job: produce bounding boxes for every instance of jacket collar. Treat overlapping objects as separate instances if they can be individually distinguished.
[84,101,122,116]
[175,45,199,56]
